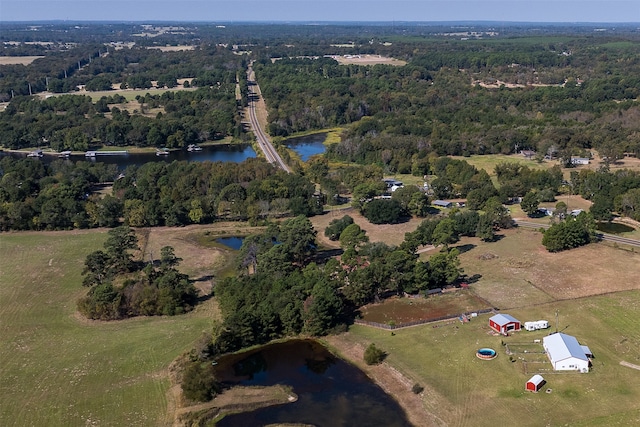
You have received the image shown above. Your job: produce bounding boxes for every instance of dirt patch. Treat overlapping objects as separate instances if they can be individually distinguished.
[322,334,447,427]
[329,54,407,66]
[311,208,423,249]
[360,292,491,324]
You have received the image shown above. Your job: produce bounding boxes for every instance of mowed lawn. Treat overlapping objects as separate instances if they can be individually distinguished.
[0,231,215,426]
[346,289,640,426]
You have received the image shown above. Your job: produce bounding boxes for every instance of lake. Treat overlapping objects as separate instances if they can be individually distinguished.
[214,339,411,427]
[285,133,327,162]
[1,144,256,169]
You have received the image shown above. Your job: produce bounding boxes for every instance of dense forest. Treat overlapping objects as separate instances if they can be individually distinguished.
[0,156,321,230]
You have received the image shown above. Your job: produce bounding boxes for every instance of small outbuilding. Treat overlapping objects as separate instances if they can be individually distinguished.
[489,313,521,334]
[433,200,453,208]
[526,374,545,392]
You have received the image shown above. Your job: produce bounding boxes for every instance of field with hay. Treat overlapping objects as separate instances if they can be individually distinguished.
[0,230,220,426]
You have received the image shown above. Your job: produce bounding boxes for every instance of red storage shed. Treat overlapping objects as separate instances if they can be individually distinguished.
[489,313,521,334]
[526,374,545,392]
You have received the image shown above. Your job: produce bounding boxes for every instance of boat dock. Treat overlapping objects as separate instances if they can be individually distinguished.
[85,150,128,157]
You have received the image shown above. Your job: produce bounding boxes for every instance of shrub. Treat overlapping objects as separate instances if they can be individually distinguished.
[181,361,221,402]
[364,343,386,365]
[412,383,424,394]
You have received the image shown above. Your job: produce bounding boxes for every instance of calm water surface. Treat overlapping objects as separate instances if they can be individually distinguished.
[215,339,411,427]
[285,133,327,162]
[1,144,256,169]
[215,236,245,251]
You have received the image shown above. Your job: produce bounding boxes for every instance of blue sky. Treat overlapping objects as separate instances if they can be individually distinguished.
[1,1,638,23]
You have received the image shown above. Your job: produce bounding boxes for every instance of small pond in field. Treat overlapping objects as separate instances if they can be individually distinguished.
[214,339,411,427]
[215,236,245,251]
[285,133,327,161]
[596,222,635,234]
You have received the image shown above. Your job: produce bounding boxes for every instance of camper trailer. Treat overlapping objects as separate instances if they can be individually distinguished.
[524,320,549,331]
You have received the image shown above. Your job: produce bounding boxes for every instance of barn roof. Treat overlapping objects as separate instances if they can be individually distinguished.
[527,374,544,385]
[543,333,588,363]
[489,313,520,326]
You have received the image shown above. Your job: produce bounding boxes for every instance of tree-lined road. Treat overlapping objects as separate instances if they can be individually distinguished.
[246,65,290,172]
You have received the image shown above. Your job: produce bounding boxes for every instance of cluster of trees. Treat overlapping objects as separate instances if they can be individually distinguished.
[78,226,197,320]
[113,159,322,228]
[0,85,242,151]
[569,168,640,222]
[541,212,597,252]
[0,157,119,230]
[209,214,467,355]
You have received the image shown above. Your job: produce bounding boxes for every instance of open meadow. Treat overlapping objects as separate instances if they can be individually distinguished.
[0,230,221,426]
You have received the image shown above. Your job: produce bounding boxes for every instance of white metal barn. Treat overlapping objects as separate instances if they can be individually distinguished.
[543,333,589,372]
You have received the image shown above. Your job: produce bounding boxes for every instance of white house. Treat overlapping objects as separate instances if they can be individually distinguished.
[543,333,589,373]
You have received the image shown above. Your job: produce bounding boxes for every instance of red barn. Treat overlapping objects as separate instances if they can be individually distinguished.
[526,374,545,392]
[489,313,521,334]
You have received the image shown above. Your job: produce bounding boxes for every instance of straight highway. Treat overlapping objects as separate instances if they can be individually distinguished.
[246,65,290,172]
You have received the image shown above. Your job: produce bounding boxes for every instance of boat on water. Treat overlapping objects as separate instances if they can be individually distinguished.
[187,144,203,152]
[27,149,43,158]
[156,148,170,156]
[58,151,72,158]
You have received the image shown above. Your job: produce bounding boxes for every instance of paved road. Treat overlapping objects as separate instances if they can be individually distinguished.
[514,219,640,248]
[246,65,290,172]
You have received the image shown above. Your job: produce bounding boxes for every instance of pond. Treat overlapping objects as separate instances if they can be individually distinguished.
[596,222,635,234]
[1,144,256,170]
[214,339,411,427]
[285,133,327,162]
[215,236,245,251]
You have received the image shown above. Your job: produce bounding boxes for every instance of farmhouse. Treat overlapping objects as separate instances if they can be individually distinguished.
[525,374,545,392]
[488,313,521,334]
[543,332,590,373]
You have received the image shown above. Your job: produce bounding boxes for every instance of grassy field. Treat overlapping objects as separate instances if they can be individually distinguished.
[0,56,44,65]
[0,231,218,426]
[344,289,640,426]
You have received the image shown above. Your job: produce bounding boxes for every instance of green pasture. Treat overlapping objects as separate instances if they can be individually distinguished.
[347,289,640,427]
[0,232,215,426]
[451,154,552,177]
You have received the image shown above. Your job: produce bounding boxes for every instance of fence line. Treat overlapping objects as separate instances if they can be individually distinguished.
[354,307,496,330]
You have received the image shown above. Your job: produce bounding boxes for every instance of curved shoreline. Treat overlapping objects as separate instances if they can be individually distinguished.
[322,334,447,427]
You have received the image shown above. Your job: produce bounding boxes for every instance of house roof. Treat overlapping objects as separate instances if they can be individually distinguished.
[433,200,452,206]
[489,313,520,326]
[543,333,588,363]
[580,345,593,357]
[527,374,544,385]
